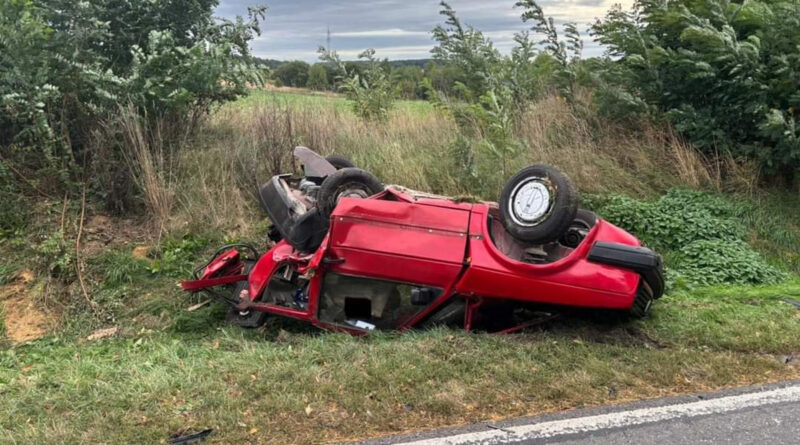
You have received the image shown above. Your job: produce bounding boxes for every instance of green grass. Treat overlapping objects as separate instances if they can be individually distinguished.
[3,90,800,444]
[740,190,800,274]
[231,89,436,117]
[2,274,800,444]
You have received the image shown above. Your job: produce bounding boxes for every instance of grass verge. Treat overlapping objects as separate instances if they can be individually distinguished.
[1,281,799,444]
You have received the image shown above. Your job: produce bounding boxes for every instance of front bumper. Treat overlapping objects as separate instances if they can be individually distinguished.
[588,241,665,299]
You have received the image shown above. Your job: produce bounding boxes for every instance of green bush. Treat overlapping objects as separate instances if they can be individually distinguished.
[307,64,329,91]
[587,189,743,252]
[587,189,785,287]
[591,0,800,177]
[0,0,266,190]
[320,48,396,121]
[34,230,74,279]
[671,240,786,286]
[274,60,310,88]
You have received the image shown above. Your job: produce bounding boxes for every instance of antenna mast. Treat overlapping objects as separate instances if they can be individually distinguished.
[326,24,331,50]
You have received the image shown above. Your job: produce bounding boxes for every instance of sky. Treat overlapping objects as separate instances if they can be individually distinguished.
[215,0,634,62]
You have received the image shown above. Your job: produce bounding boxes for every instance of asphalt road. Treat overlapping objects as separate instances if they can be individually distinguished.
[351,381,800,445]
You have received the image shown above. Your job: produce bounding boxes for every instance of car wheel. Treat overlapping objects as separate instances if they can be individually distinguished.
[629,281,654,318]
[325,154,356,170]
[226,260,268,328]
[318,168,384,217]
[499,164,579,244]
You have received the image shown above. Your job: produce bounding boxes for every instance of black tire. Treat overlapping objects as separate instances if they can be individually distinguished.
[318,168,384,217]
[325,154,356,170]
[629,280,654,318]
[499,165,579,244]
[226,260,268,328]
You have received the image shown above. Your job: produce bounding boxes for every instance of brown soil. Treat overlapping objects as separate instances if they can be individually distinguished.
[81,213,152,257]
[1,270,59,344]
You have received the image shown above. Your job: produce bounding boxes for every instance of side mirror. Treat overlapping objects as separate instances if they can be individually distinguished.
[410,287,436,306]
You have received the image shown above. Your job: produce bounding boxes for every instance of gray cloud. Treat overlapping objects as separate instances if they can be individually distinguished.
[216,0,630,61]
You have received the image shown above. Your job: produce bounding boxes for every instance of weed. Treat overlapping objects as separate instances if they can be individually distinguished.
[672,240,787,286]
[91,251,150,287]
[33,230,74,279]
[0,264,15,285]
[586,189,786,286]
[147,235,209,278]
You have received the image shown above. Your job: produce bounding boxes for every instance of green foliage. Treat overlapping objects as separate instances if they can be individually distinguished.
[274,60,310,87]
[306,63,329,91]
[0,0,266,190]
[391,66,425,99]
[431,1,503,100]
[0,161,27,236]
[587,189,785,286]
[591,0,800,176]
[33,230,74,279]
[588,189,743,251]
[672,239,787,286]
[737,191,800,274]
[427,2,584,178]
[147,235,209,278]
[319,48,396,121]
[0,264,15,285]
[95,251,150,286]
[516,0,582,104]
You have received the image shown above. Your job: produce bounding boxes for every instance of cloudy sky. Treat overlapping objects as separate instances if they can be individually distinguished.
[215,0,633,62]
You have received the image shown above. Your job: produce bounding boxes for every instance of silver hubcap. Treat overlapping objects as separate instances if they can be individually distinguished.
[509,179,552,226]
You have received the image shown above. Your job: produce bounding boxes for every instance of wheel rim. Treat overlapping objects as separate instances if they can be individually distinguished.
[509,177,554,227]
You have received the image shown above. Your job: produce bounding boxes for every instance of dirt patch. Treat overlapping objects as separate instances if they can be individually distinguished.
[81,213,152,257]
[1,270,59,344]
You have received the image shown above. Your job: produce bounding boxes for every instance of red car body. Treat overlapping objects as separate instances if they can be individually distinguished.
[182,186,663,334]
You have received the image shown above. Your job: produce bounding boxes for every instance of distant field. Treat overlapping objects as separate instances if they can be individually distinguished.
[232,88,436,117]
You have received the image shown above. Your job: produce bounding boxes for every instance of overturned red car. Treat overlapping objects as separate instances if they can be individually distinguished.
[181,147,663,333]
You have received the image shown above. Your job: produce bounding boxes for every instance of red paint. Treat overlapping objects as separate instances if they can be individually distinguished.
[182,187,650,332]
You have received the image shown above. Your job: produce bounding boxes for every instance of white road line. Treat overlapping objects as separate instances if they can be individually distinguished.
[397,384,800,445]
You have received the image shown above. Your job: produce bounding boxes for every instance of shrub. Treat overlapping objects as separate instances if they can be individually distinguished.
[587,189,784,286]
[319,48,395,122]
[307,64,329,91]
[0,0,266,199]
[587,189,743,252]
[591,0,800,177]
[274,61,311,88]
[672,240,787,286]
[34,230,74,279]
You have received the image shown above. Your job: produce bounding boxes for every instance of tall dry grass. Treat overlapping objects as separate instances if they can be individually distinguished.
[171,92,731,233]
[116,107,181,235]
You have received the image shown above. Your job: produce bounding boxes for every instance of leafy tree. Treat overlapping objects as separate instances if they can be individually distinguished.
[430,1,503,100]
[516,0,583,105]
[591,0,800,178]
[319,48,395,122]
[307,63,329,90]
[392,66,424,99]
[273,60,310,87]
[0,0,266,206]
